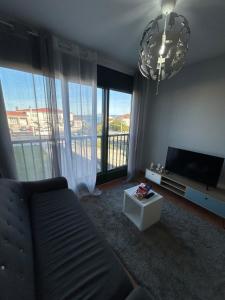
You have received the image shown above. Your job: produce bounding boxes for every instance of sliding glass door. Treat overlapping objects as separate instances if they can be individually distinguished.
[97,88,132,183]
[108,90,132,170]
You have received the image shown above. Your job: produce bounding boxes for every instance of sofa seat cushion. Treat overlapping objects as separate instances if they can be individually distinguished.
[30,189,132,300]
[0,179,36,300]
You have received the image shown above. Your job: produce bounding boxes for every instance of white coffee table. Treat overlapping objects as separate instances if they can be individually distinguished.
[123,185,163,231]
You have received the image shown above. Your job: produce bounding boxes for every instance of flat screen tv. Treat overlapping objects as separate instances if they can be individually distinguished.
[165,147,224,187]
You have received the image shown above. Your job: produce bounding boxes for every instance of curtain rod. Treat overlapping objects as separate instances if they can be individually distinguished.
[0,17,39,37]
[0,19,14,29]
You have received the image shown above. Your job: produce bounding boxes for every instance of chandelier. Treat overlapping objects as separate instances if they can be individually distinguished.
[138,0,190,94]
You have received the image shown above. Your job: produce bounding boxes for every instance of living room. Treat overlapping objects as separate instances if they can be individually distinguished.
[0,0,224,300]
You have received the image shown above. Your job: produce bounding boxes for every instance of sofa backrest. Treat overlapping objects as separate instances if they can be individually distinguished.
[0,179,36,300]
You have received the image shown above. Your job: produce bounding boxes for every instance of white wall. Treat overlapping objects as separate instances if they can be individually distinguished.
[142,55,225,189]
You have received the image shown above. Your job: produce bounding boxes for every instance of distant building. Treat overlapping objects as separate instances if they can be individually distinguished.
[7,111,29,133]
[116,114,130,126]
[16,108,64,129]
[72,118,83,131]
[6,107,83,135]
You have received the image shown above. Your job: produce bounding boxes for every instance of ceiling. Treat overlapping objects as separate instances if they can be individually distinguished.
[0,0,225,71]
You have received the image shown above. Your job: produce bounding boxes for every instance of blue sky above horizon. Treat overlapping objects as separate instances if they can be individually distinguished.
[0,67,132,116]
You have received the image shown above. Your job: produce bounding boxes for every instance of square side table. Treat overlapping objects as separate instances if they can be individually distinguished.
[123,186,163,231]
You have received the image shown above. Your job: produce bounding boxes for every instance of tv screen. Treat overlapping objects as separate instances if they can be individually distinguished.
[165,147,224,187]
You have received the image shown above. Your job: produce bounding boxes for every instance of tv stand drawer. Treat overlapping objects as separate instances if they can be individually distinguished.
[185,187,225,218]
[145,169,161,185]
[185,187,209,207]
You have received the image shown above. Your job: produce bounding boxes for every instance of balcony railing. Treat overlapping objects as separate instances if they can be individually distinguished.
[12,134,129,181]
[107,134,129,170]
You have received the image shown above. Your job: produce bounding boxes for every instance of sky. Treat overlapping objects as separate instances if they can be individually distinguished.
[0,67,132,116]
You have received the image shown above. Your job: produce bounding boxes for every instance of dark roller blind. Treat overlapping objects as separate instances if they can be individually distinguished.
[97,65,133,94]
[0,22,41,72]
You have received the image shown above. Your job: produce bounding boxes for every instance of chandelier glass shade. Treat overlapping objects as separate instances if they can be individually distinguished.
[138,12,190,92]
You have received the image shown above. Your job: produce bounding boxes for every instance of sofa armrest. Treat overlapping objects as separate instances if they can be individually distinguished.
[22,177,68,198]
[126,287,152,300]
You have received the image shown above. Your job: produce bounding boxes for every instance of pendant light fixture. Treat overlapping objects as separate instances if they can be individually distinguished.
[138,0,190,94]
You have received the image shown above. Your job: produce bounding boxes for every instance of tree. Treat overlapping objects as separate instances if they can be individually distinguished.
[109,119,129,133]
[97,123,102,135]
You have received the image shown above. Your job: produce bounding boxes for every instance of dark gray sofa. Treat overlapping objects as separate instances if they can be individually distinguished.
[0,177,151,300]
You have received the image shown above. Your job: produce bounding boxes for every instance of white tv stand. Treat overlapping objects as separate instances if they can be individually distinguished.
[145,169,225,219]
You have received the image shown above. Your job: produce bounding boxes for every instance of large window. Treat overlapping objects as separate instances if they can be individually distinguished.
[0,67,54,180]
[97,87,132,183]
[0,67,96,181]
[1,64,133,182]
[96,65,133,183]
[108,90,132,170]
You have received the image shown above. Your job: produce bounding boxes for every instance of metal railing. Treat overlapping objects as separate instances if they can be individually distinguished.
[12,133,129,181]
[107,134,129,170]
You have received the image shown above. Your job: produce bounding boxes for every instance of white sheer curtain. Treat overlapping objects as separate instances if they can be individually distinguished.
[53,37,98,193]
[0,81,17,178]
[0,20,98,194]
[128,72,152,179]
[0,58,61,181]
